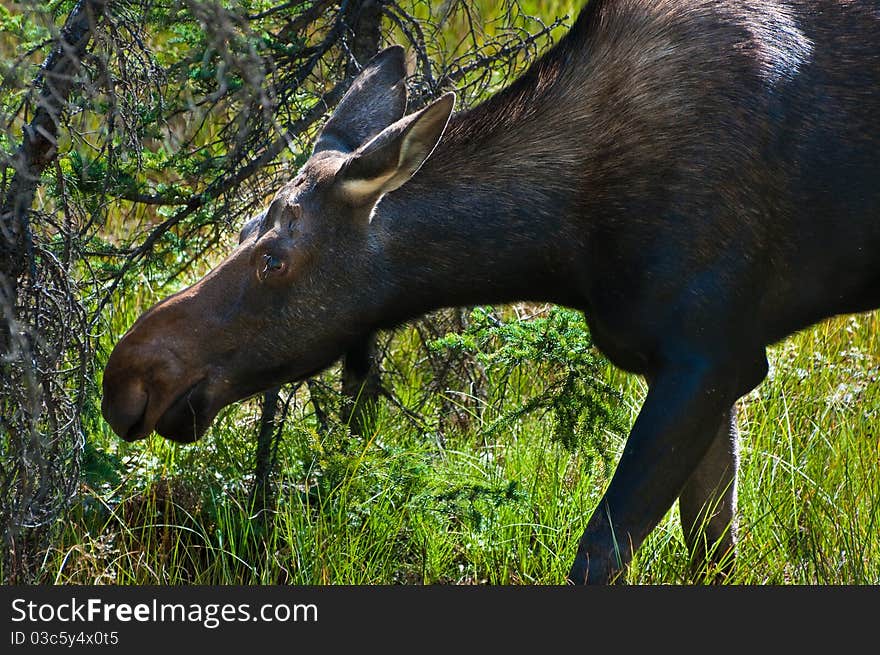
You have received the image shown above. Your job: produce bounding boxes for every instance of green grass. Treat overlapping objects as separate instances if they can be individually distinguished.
[45,303,880,586]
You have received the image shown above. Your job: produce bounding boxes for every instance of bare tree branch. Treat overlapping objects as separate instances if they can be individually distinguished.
[1,0,108,301]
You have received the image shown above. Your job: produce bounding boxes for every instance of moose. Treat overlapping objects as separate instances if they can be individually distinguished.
[101,0,880,584]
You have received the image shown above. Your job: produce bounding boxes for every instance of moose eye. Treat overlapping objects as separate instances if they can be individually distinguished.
[259,253,285,280]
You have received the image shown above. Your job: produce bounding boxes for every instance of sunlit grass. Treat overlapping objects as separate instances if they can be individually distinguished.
[49,301,880,585]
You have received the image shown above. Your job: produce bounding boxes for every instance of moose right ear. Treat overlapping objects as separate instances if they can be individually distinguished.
[313,45,409,155]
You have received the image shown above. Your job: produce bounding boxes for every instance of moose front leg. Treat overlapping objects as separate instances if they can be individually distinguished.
[679,406,739,581]
[568,357,743,584]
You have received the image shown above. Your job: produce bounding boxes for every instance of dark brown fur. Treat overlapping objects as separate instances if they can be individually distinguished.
[102,0,880,583]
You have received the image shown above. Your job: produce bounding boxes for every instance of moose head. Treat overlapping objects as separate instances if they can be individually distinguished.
[101,46,455,443]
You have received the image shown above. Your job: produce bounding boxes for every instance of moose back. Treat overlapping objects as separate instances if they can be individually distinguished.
[101,0,880,584]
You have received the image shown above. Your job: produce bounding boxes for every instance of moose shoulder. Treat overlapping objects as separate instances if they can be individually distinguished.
[101,0,880,584]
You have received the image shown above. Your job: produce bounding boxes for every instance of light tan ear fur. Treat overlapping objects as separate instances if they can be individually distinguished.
[339,92,456,203]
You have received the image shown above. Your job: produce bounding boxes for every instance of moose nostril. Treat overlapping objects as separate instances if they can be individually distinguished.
[101,381,149,441]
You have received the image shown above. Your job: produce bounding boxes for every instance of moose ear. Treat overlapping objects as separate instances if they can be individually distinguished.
[314,45,408,155]
[337,92,455,204]
[238,209,267,244]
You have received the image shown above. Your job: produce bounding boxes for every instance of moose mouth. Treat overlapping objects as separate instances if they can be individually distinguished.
[117,377,213,443]
[153,378,214,443]
[106,356,340,444]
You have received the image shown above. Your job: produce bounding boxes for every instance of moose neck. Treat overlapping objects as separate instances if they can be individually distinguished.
[370,89,590,328]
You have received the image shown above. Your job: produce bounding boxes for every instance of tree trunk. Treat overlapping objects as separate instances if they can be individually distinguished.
[0,0,107,583]
[251,387,281,513]
[1,0,107,314]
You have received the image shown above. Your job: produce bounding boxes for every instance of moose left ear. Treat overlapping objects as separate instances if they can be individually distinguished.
[314,45,409,155]
[337,92,456,204]
[238,210,267,244]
